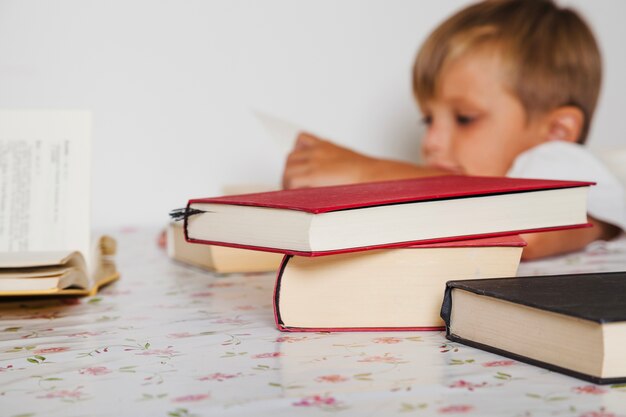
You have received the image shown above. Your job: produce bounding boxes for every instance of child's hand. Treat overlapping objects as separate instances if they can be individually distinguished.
[282,133,377,189]
[282,133,449,189]
[521,217,621,260]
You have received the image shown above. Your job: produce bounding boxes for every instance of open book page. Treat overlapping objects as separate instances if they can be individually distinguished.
[0,266,74,279]
[0,250,91,292]
[88,235,118,293]
[0,273,82,292]
[0,250,79,268]
[0,110,92,265]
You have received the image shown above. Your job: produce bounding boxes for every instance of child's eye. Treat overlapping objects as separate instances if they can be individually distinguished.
[455,115,476,126]
[421,115,433,126]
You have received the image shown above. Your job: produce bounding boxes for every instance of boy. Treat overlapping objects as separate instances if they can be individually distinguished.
[282,0,625,260]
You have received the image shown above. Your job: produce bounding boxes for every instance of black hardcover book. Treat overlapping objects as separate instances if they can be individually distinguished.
[441,271,626,384]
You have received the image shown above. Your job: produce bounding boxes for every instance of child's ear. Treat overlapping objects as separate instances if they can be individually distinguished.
[543,106,585,143]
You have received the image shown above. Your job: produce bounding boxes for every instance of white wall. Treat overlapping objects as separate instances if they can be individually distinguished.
[0,0,624,228]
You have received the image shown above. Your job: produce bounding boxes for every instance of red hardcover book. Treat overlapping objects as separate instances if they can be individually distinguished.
[184,175,592,256]
[274,235,526,332]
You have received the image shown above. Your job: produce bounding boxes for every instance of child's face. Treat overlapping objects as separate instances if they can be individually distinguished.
[419,52,545,176]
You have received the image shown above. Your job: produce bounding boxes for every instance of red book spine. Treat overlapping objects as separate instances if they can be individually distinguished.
[188,223,589,257]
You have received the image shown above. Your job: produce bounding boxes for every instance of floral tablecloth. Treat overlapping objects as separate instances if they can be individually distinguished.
[1,229,626,417]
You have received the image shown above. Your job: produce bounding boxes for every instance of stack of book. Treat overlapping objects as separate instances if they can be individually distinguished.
[179,175,592,331]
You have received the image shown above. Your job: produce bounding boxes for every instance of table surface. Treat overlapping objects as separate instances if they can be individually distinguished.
[2,229,626,417]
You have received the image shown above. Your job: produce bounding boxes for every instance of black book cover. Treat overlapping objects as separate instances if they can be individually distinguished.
[440,271,626,384]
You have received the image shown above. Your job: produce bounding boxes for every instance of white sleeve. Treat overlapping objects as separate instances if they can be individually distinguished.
[507,141,626,231]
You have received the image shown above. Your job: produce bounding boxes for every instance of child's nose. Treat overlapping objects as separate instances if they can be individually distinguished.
[421,125,452,163]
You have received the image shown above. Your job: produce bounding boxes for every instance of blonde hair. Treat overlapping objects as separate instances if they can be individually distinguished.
[413,0,602,143]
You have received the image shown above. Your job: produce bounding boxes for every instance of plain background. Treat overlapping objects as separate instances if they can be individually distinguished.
[1,0,624,228]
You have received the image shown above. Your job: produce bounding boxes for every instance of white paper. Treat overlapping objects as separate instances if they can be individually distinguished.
[0,110,92,262]
[252,109,303,157]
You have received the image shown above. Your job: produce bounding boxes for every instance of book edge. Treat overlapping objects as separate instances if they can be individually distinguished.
[0,271,120,297]
[276,325,445,333]
[189,177,593,214]
[445,272,626,323]
[445,333,626,385]
[273,255,291,330]
[187,224,587,257]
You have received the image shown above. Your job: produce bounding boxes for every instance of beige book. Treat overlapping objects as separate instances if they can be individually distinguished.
[0,236,119,296]
[275,236,524,330]
[167,222,283,274]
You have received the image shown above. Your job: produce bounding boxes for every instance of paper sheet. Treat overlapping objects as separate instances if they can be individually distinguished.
[252,109,303,157]
[0,111,92,260]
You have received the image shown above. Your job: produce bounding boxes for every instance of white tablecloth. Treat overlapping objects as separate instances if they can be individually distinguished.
[2,229,626,417]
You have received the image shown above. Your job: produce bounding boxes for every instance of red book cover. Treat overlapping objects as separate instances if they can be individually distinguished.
[188,175,593,213]
[184,176,592,256]
[273,235,527,332]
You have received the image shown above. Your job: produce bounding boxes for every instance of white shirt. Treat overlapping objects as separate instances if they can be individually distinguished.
[507,141,626,231]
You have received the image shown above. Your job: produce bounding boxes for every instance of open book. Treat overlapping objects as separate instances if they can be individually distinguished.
[0,110,119,296]
[0,236,118,296]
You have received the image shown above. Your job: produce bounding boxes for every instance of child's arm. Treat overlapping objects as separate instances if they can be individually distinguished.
[521,217,621,260]
[282,133,450,189]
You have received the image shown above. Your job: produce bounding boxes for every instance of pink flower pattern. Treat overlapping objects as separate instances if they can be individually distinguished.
[38,389,86,400]
[274,336,308,343]
[448,380,488,391]
[79,366,112,376]
[198,373,241,382]
[252,352,283,359]
[293,394,343,409]
[572,385,608,395]
[578,409,617,417]
[482,360,516,367]
[34,347,70,354]
[438,405,474,414]
[315,374,349,383]
[172,393,210,403]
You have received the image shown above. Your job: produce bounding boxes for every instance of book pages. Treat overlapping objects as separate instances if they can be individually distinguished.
[0,110,91,264]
